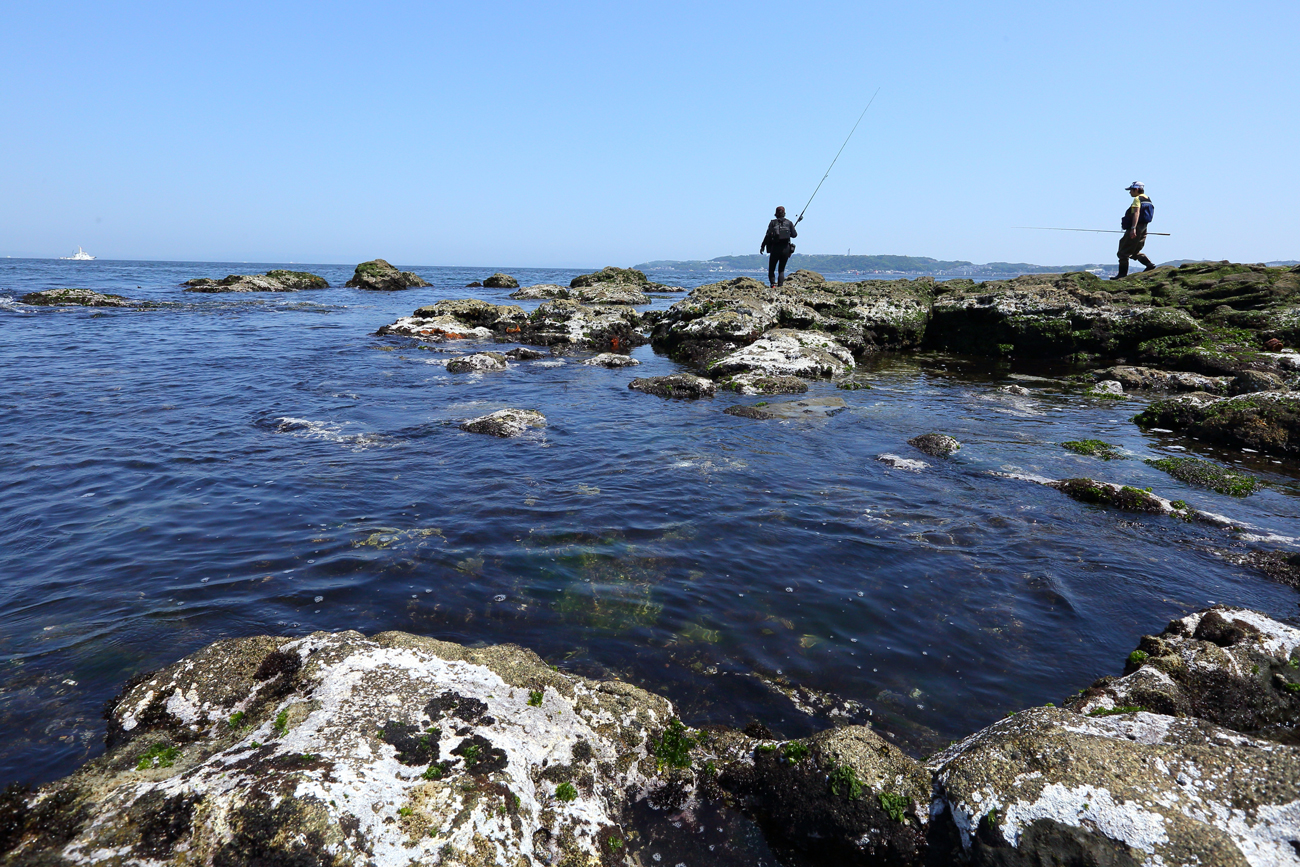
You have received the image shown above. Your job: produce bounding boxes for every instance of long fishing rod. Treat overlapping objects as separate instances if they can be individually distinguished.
[1014,226,1172,236]
[795,87,881,225]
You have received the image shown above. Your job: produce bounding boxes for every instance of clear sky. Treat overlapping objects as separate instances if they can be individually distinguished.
[2,1,1296,267]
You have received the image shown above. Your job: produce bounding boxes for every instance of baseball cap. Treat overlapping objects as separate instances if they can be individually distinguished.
[1126,181,1144,191]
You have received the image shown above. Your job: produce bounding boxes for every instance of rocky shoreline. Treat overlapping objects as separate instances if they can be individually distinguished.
[1,606,1296,866]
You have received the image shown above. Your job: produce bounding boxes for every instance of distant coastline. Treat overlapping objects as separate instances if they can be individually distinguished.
[636,253,1300,279]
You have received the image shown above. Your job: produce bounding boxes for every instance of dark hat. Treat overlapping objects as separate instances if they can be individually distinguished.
[775,206,786,217]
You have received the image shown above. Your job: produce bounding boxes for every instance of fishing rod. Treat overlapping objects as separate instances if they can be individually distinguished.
[1014,226,1172,236]
[795,87,881,225]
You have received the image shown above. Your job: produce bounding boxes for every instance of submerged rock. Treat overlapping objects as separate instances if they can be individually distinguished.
[446,352,508,373]
[877,454,929,471]
[482,273,519,289]
[183,270,328,292]
[724,397,846,421]
[19,288,141,307]
[709,329,855,379]
[460,408,546,437]
[628,374,716,399]
[345,259,431,291]
[505,347,546,360]
[1048,478,1168,514]
[907,433,961,457]
[580,353,639,368]
[1134,391,1300,456]
[999,384,1032,395]
[1144,455,1264,496]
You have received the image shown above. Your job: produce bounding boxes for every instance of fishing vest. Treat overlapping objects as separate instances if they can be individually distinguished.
[1121,195,1154,230]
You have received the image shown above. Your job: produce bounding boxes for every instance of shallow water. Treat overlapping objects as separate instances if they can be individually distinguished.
[2,258,1298,786]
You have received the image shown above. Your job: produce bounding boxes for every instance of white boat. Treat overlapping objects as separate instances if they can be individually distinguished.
[60,247,96,261]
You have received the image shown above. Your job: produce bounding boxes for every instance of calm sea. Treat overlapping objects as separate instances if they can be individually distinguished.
[2,257,1297,786]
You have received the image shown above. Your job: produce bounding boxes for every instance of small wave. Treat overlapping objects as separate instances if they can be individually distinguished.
[259,416,398,450]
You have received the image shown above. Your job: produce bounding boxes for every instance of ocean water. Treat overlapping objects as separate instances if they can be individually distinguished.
[1,257,1297,787]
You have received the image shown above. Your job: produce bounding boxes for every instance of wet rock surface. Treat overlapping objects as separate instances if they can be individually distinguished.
[569,266,649,289]
[1134,391,1300,456]
[445,351,508,373]
[509,284,570,300]
[1098,365,1230,394]
[19,288,144,307]
[459,408,546,437]
[8,607,1296,866]
[481,273,519,289]
[183,270,328,292]
[907,433,961,457]
[580,353,640,368]
[628,374,716,399]
[718,373,809,395]
[345,259,431,291]
[710,329,855,379]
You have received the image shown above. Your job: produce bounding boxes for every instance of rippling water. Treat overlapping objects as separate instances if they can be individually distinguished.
[2,257,1298,786]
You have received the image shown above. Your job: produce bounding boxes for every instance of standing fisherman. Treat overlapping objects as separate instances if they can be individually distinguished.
[1113,182,1156,279]
[761,206,798,288]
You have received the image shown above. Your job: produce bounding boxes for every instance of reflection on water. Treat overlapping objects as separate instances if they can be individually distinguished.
[1,258,1298,785]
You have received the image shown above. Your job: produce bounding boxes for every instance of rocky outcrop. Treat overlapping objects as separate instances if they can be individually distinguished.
[709,329,854,379]
[580,353,639,368]
[1068,607,1300,742]
[570,266,649,288]
[345,259,430,291]
[446,352,508,373]
[1134,391,1300,456]
[651,275,935,369]
[1099,365,1230,394]
[5,607,1299,866]
[719,373,808,395]
[183,270,328,292]
[482,273,519,289]
[460,408,546,437]
[19,288,142,307]
[628,374,716,399]
[376,300,526,342]
[514,300,646,350]
[509,284,570,300]
[570,283,650,305]
[926,271,1198,358]
[908,433,961,457]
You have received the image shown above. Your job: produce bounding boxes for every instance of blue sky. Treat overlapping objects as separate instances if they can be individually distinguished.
[2,1,1296,267]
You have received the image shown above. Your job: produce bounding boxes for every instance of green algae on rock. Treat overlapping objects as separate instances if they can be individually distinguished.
[1134,391,1300,456]
[184,270,328,292]
[1061,439,1126,460]
[345,258,431,291]
[481,272,519,289]
[628,373,716,399]
[19,288,143,307]
[1145,455,1264,496]
[570,266,649,288]
[1048,478,1167,513]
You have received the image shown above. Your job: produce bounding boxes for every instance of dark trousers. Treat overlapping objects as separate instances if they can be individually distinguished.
[767,247,791,286]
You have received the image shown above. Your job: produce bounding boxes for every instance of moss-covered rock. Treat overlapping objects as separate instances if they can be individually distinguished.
[1134,391,1300,456]
[183,270,328,292]
[628,374,716,399]
[515,299,646,350]
[908,433,961,457]
[344,259,430,291]
[570,266,649,288]
[1061,439,1126,460]
[1144,456,1264,496]
[1048,478,1166,513]
[718,373,808,395]
[482,272,519,289]
[20,288,141,307]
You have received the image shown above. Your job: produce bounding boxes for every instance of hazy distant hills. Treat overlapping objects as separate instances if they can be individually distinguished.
[635,254,1299,277]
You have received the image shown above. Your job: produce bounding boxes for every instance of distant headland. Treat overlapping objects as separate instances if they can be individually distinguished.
[636,253,1300,278]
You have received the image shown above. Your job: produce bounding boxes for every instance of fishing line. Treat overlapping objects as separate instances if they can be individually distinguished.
[1014,226,1172,236]
[795,87,881,225]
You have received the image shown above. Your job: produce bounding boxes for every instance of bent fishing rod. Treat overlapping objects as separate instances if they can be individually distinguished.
[1014,226,1172,236]
[794,87,881,225]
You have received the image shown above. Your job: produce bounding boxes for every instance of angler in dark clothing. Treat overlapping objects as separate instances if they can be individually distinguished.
[761,206,798,288]
[1113,181,1156,279]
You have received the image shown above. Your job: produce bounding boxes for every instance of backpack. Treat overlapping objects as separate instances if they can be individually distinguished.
[1139,200,1154,225]
[771,219,791,243]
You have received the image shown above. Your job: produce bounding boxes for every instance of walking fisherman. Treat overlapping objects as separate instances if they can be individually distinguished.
[1113,182,1156,279]
[761,206,798,288]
